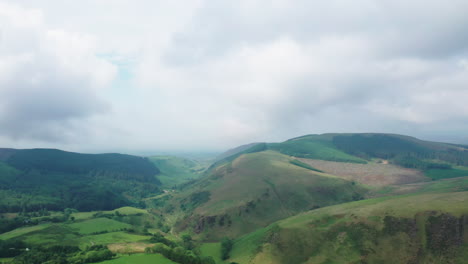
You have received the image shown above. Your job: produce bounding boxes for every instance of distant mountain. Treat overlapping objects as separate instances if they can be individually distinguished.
[0,148,162,212]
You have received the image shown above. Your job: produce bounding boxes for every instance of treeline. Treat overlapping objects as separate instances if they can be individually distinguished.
[11,245,114,264]
[6,149,160,181]
[0,148,164,212]
[146,233,216,264]
[392,156,452,170]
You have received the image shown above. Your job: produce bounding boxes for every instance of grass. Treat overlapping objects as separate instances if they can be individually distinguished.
[268,137,366,163]
[97,253,176,264]
[72,206,148,220]
[0,224,51,240]
[68,218,131,235]
[199,243,223,263]
[0,258,13,264]
[289,159,323,172]
[229,191,468,264]
[79,232,150,247]
[173,151,367,240]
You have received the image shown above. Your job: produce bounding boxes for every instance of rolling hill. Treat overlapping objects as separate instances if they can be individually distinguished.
[170,151,368,240]
[167,133,468,241]
[0,148,162,212]
[228,178,468,264]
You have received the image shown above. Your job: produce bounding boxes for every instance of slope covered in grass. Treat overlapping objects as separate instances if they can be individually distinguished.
[172,151,367,239]
[230,190,468,264]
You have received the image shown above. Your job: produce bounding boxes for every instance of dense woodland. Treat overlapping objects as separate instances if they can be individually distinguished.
[0,149,162,212]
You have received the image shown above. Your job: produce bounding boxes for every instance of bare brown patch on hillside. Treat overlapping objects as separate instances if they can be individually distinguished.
[107,242,154,253]
[298,158,429,186]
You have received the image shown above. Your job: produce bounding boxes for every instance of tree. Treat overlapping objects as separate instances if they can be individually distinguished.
[221,237,234,260]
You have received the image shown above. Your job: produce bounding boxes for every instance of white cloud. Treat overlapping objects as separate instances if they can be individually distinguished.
[0,2,117,142]
[1,0,468,152]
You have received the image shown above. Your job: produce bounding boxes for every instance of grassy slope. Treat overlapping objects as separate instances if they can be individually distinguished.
[268,136,366,163]
[230,184,468,264]
[173,151,367,239]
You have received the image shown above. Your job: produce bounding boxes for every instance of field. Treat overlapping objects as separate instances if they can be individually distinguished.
[79,232,150,248]
[199,243,223,263]
[69,218,131,235]
[0,207,153,251]
[72,206,148,220]
[97,254,176,264]
[0,224,51,240]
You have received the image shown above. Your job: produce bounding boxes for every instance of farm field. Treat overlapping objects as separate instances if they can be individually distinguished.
[69,218,131,235]
[0,224,51,240]
[97,253,176,264]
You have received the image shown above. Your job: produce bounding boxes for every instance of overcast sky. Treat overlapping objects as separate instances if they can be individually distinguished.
[1,0,468,153]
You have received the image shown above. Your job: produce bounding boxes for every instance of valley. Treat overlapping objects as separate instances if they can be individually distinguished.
[1,133,468,264]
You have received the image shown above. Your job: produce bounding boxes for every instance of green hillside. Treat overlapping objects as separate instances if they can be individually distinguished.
[171,151,368,240]
[0,149,162,212]
[229,187,468,264]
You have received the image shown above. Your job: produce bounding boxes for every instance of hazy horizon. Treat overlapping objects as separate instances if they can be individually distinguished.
[1,0,468,153]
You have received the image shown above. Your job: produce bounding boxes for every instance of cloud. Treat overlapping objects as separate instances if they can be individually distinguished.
[0,2,116,142]
[1,0,468,152]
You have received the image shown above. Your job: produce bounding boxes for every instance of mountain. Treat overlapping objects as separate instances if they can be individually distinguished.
[0,148,162,212]
[172,151,367,240]
[165,133,468,241]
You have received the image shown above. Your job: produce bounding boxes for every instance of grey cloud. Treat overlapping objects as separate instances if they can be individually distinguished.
[0,3,114,143]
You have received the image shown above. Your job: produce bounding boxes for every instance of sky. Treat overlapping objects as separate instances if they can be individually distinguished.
[0,0,468,154]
